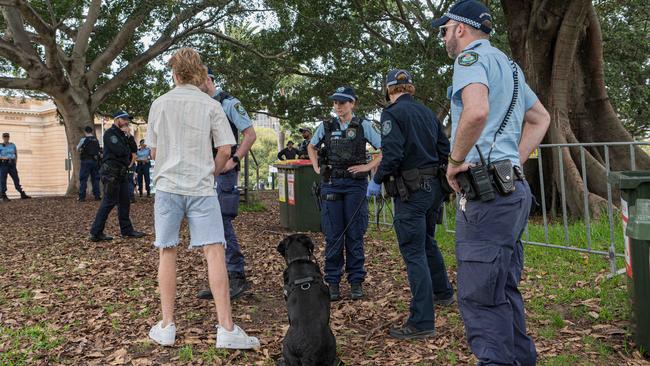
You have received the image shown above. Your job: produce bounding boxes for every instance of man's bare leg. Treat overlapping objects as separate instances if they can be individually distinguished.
[203,244,234,331]
[159,247,177,327]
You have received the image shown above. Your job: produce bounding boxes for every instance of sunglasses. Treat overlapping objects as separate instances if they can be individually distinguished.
[439,24,459,38]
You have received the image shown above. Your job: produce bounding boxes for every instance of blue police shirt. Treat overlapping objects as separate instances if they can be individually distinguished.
[136,147,151,161]
[310,116,382,149]
[215,89,253,133]
[0,142,17,159]
[450,39,538,166]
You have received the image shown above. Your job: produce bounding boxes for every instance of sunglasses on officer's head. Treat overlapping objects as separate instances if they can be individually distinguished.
[439,23,459,38]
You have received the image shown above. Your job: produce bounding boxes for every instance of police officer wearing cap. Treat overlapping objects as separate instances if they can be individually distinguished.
[277,141,298,160]
[297,127,312,159]
[121,121,138,203]
[77,126,102,202]
[88,111,145,242]
[433,1,550,364]
[136,139,152,197]
[0,132,30,201]
[367,69,454,340]
[307,86,382,301]
[197,67,257,300]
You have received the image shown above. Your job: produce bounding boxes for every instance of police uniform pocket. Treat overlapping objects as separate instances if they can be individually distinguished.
[456,244,507,306]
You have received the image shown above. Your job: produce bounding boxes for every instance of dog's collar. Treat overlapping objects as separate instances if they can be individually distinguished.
[286,255,313,266]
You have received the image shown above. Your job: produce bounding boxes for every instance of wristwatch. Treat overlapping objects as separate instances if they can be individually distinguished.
[231,155,240,164]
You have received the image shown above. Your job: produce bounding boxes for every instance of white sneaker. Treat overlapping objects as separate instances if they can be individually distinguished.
[148,321,176,346]
[216,324,260,349]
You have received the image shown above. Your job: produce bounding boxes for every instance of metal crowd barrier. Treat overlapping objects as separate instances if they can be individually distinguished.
[369,141,650,276]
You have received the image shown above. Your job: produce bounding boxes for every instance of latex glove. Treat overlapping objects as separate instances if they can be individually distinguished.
[366,180,382,197]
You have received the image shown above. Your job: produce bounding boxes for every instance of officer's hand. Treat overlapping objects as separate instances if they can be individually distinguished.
[366,180,382,197]
[348,164,370,174]
[222,159,237,173]
[446,163,471,193]
[313,165,320,175]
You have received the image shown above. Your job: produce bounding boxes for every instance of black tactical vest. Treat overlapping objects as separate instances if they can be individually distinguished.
[323,117,367,170]
[80,136,100,160]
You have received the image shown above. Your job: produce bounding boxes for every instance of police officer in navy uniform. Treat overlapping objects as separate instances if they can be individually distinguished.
[121,122,138,203]
[136,139,152,197]
[0,132,30,201]
[307,86,382,301]
[197,67,257,300]
[297,127,312,159]
[433,1,550,364]
[367,69,454,339]
[277,141,298,160]
[88,111,145,242]
[77,126,102,202]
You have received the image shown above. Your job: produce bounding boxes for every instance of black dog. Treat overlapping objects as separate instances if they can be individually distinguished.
[277,234,340,366]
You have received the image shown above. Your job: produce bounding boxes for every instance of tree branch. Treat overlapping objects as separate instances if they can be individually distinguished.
[71,0,102,75]
[0,76,43,90]
[200,29,288,59]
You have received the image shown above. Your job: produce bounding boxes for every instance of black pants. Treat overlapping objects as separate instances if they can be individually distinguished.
[136,162,151,194]
[90,174,134,236]
[0,160,24,194]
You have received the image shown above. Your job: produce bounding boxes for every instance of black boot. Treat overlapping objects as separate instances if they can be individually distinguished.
[229,272,250,300]
[1,194,9,202]
[20,191,31,199]
[350,283,364,300]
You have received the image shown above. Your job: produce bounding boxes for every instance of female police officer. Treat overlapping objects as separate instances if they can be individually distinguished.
[307,86,382,301]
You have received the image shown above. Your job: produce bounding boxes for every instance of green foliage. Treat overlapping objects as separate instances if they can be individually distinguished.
[243,127,281,188]
[597,0,650,138]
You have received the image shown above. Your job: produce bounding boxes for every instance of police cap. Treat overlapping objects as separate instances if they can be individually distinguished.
[112,110,133,120]
[329,86,357,102]
[385,69,413,87]
[431,0,493,34]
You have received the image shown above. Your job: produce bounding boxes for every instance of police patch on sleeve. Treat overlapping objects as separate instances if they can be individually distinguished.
[110,135,119,144]
[458,51,479,66]
[382,120,392,136]
[234,103,247,116]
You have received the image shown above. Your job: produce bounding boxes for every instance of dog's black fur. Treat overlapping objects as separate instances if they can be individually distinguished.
[277,234,339,366]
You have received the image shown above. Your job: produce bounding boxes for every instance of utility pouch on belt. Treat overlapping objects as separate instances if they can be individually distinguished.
[488,159,516,195]
[395,176,410,202]
[457,145,495,202]
[401,169,421,192]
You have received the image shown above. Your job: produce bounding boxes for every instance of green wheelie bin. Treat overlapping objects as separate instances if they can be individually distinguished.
[608,171,650,354]
[274,161,321,232]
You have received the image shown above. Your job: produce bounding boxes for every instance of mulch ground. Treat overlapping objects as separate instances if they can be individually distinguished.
[0,192,648,365]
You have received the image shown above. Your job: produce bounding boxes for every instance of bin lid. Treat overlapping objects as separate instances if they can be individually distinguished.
[607,170,650,190]
[627,198,650,240]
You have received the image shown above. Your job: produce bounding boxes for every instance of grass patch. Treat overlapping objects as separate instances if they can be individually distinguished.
[178,345,193,362]
[240,201,267,213]
[0,324,64,365]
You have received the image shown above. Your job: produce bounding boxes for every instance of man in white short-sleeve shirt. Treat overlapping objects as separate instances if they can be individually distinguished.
[145,48,259,350]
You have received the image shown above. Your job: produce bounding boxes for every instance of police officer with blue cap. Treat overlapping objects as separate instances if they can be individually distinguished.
[307,86,382,301]
[0,132,30,201]
[88,111,145,242]
[367,69,454,339]
[433,1,550,364]
[197,67,257,300]
[77,126,102,202]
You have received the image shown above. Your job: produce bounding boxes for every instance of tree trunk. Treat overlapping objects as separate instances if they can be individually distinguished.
[502,0,650,218]
[54,94,96,196]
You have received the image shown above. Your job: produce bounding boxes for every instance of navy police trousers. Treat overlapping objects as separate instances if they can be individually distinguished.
[320,177,368,285]
[394,178,453,331]
[90,174,134,236]
[455,180,536,366]
[79,159,100,200]
[217,169,244,274]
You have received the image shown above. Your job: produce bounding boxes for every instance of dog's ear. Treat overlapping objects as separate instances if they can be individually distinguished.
[300,234,314,254]
[277,237,288,257]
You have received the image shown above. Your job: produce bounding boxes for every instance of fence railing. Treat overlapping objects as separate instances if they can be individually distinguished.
[369,141,650,276]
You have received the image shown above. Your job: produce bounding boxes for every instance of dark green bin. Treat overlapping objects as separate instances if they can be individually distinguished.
[274,163,321,232]
[609,171,650,354]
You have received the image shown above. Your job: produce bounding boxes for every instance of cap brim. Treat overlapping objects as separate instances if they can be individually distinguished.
[431,15,449,28]
[328,95,354,102]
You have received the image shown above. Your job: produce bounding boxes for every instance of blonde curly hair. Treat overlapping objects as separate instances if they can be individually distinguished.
[169,48,206,87]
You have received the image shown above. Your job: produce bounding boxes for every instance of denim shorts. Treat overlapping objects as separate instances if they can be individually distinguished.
[154,190,226,249]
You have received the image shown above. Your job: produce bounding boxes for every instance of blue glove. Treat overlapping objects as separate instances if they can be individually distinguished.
[366,180,382,197]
